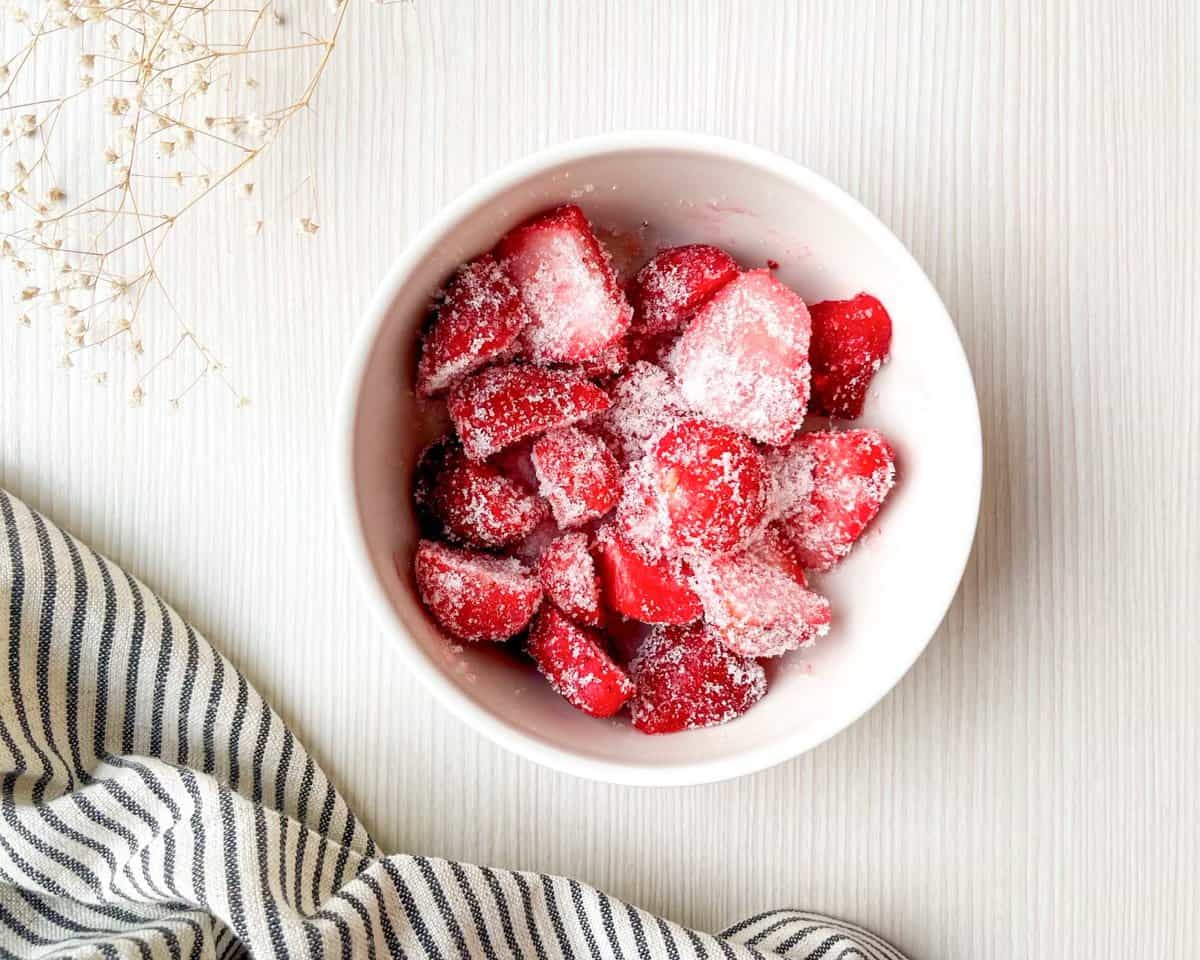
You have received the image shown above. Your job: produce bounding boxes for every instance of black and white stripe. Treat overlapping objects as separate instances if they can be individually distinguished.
[0,490,906,960]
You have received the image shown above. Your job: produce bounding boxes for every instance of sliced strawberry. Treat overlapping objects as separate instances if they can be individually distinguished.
[537,533,603,627]
[416,254,531,397]
[689,526,831,658]
[593,528,702,625]
[667,269,812,445]
[808,293,892,419]
[646,418,769,553]
[414,540,541,642]
[629,624,766,734]
[530,427,621,528]
[448,364,611,461]
[430,448,547,547]
[773,429,897,570]
[628,244,739,336]
[598,361,688,465]
[496,204,633,364]
[527,606,634,718]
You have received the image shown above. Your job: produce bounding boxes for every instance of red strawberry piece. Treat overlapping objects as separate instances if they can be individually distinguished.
[628,624,766,734]
[598,361,688,466]
[646,418,769,553]
[496,204,633,364]
[537,533,603,627]
[773,429,897,571]
[667,269,813,445]
[430,448,547,548]
[628,244,739,336]
[526,606,634,718]
[530,427,621,528]
[416,254,532,397]
[593,528,702,625]
[414,540,542,642]
[689,526,831,658]
[808,293,892,419]
[447,364,611,461]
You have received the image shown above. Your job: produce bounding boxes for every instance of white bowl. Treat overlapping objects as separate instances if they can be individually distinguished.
[335,132,981,787]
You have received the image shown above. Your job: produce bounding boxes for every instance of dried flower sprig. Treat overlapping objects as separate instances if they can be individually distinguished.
[0,0,359,406]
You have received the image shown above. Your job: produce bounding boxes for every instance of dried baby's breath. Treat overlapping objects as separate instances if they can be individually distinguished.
[0,0,362,406]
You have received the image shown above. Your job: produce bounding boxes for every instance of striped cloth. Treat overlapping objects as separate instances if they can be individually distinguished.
[0,490,907,960]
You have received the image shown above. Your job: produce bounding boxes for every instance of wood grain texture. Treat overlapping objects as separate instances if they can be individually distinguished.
[2,2,1198,956]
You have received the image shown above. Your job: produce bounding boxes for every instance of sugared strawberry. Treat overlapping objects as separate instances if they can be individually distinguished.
[772,429,897,570]
[808,293,892,419]
[628,624,766,734]
[430,448,547,547]
[448,364,611,461]
[416,254,531,397]
[530,427,621,528]
[527,606,634,717]
[667,269,812,445]
[496,204,633,364]
[537,533,603,627]
[414,540,541,642]
[645,418,769,553]
[628,244,739,336]
[689,526,831,658]
[598,361,688,465]
[593,528,702,625]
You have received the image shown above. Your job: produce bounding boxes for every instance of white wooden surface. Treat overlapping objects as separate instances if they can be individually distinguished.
[3,2,1199,956]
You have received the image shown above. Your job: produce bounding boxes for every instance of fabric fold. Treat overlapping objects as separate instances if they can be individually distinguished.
[0,489,904,960]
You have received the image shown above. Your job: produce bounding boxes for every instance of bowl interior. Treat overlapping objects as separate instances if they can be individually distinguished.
[346,140,980,783]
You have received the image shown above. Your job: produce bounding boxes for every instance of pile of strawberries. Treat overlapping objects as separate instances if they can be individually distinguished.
[411,203,897,734]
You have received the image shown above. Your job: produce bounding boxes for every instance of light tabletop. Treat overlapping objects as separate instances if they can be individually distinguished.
[2,2,1197,957]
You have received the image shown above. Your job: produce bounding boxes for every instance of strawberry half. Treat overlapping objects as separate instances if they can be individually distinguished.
[628,244,739,336]
[430,448,547,547]
[773,429,897,570]
[668,269,812,445]
[526,606,633,718]
[530,427,621,528]
[593,528,702,625]
[689,526,831,658]
[496,204,633,364]
[448,364,612,461]
[416,254,531,397]
[414,540,542,642]
[646,418,769,553]
[808,293,892,419]
[537,533,603,627]
[629,624,766,734]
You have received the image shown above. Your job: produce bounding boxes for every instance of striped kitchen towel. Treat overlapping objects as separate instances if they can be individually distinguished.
[0,490,907,960]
